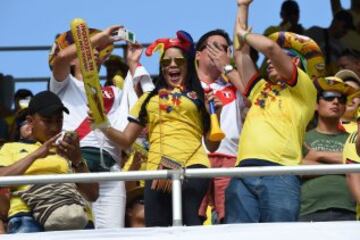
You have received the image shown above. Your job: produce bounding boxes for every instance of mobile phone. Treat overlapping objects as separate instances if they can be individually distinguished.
[55,131,75,145]
[116,28,136,44]
[55,131,66,145]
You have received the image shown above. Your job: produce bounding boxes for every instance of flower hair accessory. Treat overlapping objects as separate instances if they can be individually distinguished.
[145,30,194,57]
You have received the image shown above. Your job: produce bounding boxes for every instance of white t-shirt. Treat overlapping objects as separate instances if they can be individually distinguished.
[201,78,244,157]
[49,66,153,164]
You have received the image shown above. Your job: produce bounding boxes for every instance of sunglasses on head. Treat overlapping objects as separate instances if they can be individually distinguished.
[320,91,347,104]
[160,57,186,67]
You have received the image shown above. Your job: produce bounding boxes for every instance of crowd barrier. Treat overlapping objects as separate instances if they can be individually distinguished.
[2,164,360,226]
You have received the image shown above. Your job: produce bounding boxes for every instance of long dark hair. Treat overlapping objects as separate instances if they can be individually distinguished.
[138,47,210,134]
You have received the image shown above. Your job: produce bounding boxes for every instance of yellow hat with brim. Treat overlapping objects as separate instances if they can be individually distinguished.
[317,76,357,96]
[49,28,114,68]
[268,32,326,82]
[335,69,360,86]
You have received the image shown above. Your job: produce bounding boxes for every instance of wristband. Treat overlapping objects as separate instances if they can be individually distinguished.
[241,32,251,43]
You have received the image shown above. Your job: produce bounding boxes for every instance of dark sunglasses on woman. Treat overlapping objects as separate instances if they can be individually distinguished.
[160,57,186,67]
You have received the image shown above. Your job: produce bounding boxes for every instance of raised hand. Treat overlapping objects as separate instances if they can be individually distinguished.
[93,25,123,48]
[237,0,253,6]
[206,42,231,73]
[236,18,249,40]
[126,43,143,66]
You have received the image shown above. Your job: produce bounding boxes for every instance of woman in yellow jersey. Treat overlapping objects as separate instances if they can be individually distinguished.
[97,31,222,226]
[0,91,98,233]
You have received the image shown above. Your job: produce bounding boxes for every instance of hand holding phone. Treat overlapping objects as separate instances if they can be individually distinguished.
[55,131,75,145]
[55,131,66,145]
[116,28,136,44]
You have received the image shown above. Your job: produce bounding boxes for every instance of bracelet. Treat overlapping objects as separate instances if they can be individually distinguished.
[241,32,251,43]
[72,158,86,169]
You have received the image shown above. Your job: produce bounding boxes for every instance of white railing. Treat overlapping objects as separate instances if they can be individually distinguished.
[1,164,360,226]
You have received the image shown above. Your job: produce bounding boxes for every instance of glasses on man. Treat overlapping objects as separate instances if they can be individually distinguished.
[160,57,186,67]
[198,41,229,52]
[320,91,347,104]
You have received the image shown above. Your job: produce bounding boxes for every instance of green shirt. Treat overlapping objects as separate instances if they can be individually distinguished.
[300,129,355,216]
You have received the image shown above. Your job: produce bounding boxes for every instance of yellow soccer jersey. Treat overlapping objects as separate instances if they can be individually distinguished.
[129,89,209,170]
[343,132,360,164]
[342,132,360,219]
[237,68,316,166]
[0,142,69,217]
[343,121,357,134]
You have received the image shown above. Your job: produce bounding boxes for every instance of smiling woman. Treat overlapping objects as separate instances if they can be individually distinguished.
[96,30,224,227]
[160,49,188,88]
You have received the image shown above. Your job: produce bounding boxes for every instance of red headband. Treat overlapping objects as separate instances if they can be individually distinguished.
[145,31,194,57]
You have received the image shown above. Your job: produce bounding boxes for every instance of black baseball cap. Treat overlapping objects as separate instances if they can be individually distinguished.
[28,91,69,117]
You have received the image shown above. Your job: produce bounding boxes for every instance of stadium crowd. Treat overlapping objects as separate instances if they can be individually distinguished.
[1,0,360,234]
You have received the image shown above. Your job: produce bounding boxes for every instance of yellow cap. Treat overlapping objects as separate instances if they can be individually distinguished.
[317,76,357,96]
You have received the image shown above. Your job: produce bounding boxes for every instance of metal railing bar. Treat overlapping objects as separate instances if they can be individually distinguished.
[2,165,360,187]
[2,164,360,226]
[0,170,169,186]
[172,170,183,226]
[185,164,360,178]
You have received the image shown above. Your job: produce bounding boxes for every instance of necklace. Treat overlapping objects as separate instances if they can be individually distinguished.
[159,88,183,113]
[255,81,286,108]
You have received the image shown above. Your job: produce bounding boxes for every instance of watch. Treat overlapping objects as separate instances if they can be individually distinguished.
[223,64,234,75]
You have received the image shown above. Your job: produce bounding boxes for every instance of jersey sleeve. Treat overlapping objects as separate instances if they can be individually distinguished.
[128,93,150,125]
[0,144,15,167]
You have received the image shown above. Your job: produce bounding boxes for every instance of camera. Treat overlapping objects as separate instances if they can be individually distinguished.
[115,28,136,44]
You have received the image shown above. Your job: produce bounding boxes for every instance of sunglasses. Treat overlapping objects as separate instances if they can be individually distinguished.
[320,92,347,104]
[160,57,186,67]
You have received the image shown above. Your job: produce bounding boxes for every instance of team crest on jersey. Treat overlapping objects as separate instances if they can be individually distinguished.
[215,86,237,106]
[102,87,115,99]
[19,149,28,153]
[187,91,198,100]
